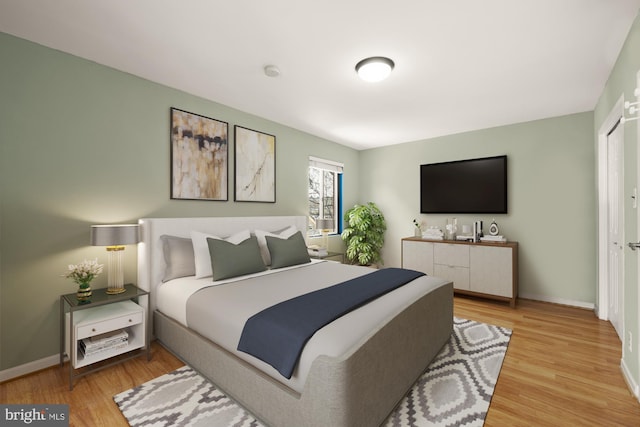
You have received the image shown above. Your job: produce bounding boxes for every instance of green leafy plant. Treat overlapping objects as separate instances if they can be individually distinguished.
[341,202,387,266]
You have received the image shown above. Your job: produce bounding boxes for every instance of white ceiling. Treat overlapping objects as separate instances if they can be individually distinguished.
[1,0,639,150]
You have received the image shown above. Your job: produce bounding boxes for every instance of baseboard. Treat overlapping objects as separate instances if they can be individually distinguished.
[621,358,640,402]
[518,292,595,310]
[0,354,63,383]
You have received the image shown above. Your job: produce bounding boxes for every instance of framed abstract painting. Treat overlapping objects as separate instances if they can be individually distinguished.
[170,108,228,201]
[234,125,276,202]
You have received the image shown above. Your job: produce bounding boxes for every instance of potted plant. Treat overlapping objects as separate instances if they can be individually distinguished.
[341,202,387,266]
[63,258,103,302]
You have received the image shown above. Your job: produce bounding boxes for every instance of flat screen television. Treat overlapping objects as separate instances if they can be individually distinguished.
[420,155,507,214]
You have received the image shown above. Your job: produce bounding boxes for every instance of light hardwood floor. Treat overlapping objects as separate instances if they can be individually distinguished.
[1,296,639,426]
[455,297,640,426]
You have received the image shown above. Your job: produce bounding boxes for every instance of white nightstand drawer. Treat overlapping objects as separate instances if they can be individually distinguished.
[77,311,143,339]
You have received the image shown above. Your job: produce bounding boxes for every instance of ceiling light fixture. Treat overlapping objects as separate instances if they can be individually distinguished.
[355,57,394,82]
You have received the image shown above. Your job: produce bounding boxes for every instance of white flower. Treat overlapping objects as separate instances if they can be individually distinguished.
[63,258,104,285]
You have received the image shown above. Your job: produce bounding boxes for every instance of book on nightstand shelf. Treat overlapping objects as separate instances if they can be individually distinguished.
[79,329,129,357]
[308,246,328,257]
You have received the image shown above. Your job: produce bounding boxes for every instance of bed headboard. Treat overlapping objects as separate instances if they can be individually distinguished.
[138,216,308,314]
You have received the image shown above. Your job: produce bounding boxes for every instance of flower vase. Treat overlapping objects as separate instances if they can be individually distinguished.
[76,282,92,302]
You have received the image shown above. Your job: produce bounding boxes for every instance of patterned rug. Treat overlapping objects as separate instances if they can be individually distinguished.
[114,318,511,426]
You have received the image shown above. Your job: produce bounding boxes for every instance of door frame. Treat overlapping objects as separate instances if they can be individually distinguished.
[597,95,625,321]
[634,70,640,385]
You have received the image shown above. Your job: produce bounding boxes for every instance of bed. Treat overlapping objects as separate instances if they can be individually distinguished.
[138,216,453,427]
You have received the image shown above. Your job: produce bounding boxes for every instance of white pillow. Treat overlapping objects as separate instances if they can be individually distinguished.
[254,226,298,265]
[191,229,251,278]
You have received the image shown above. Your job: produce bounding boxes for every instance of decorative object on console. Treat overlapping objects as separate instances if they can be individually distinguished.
[170,108,229,201]
[489,219,499,236]
[412,218,422,237]
[342,202,387,265]
[445,217,458,240]
[483,220,507,243]
[234,125,276,203]
[422,226,444,240]
[473,220,484,242]
[455,224,473,241]
[91,224,139,294]
[63,258,103,302]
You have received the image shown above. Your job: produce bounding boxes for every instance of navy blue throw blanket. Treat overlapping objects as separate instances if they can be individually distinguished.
[237,267,425,378]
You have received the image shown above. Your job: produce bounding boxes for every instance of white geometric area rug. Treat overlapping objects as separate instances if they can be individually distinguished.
[114,318,511,427]
[383,317,511,427]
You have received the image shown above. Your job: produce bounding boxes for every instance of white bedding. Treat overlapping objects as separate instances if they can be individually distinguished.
[156,259,325,325]
[156,261,451,393]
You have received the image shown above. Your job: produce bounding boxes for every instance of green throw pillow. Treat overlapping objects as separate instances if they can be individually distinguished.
[207,236,266,280]
[266,231,311,269]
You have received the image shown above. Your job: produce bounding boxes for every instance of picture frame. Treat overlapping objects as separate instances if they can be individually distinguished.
[234,126,276,203]
[170,108,228,201]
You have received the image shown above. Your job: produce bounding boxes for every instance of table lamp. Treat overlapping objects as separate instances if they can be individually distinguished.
[315,218,334,250]
[90,224,139,294]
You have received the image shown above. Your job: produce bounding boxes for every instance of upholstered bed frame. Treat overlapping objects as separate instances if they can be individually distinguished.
[138,216,453,427]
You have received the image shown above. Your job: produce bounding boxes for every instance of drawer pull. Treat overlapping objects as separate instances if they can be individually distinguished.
[128,319,132,323]
[92,328,96,332]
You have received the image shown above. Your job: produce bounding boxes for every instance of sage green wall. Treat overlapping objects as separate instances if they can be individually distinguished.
[0,32,359,371]
[358,112,596,306]
[1,15,638,396]
[594,11,640,391]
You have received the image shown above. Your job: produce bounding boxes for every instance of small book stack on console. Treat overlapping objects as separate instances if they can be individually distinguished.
[480,235,507,243]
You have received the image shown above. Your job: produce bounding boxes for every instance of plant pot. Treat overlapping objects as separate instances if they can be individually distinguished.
[76,283,92,302]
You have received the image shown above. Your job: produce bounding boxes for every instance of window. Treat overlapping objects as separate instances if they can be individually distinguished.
[308,157,343,237]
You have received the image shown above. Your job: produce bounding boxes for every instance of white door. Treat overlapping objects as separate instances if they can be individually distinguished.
[607,120,624,339]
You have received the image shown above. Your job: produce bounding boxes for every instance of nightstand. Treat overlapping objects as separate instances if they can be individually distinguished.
[310,251,345,263]
[59,284,150,390]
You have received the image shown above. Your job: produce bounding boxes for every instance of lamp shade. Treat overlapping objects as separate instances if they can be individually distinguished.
[91,224,139,246]
[316,218,334,231]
